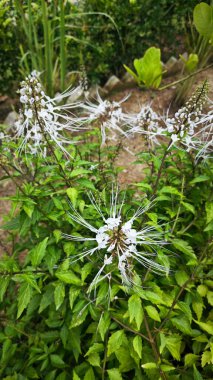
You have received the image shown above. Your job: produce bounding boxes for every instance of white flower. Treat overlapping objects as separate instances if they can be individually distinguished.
[63,188,168,294]
[15,71,84,156]
[80,91,130,145]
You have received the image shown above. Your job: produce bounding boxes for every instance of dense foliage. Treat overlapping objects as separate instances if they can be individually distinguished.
[0,0,201,94]
[0,74,212,379]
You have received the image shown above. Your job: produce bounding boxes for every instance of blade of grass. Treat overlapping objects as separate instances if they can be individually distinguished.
[60,0,66,91]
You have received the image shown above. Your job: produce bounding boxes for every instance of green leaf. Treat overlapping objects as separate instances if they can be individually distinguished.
[159,186,182,196]
[98,311,111,341]
[85,343,104,357]
[17,283,32,318]
[197,284,208,297]
[184,353,198,367]
[173,239,196,260]
[201,351,213,367]
[192,301,203,321]
[175,270,189,286]
[54,282,65,310]
[133,335,142,359]
[70,169,90,178]
[142,363,157,369]
[207,291,213,306]
[50,354,65,368]
[177,301,192,323]
[107,368,123,380]
[56,270,81,285]
[66,187,78,207]
[193,365,203,380]
[171,316,192,335]
[128,294,144,329]
[0,277,10,302]
[30,237,49,266]
[69,288,80,310]
[83,367,95,380]
[193,320,213,335]
[190,175,210,184]
[115,346,135,372]
[86,353,101,367]
[160,333,182,361]
[181,201,195,214]
[194,2,213,41]
[123,64,139,83]
[134,47,162,88]
[77,179,96,190]
[145,305,161,322]
[107,330,126,356]
[73,371,81,380]
[206,202,213,224]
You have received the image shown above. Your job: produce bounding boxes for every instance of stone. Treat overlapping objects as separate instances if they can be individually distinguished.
[165,53,188,77]
[4,111,18,127]
[122,71,136,85]
[87,84,108,100]
[104,75,122,92]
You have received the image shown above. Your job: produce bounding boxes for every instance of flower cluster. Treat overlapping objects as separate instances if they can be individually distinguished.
[63,190,167,293]
[15,71,82,155]
[80,92,130,145]
[163,81,209,150]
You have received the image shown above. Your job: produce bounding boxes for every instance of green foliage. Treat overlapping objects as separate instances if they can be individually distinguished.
[194,2,213,43]
[124,47,163,88]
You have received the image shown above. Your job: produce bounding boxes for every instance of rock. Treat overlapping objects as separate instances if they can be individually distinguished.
[122,71,136,85]
[165,53,188,77]
[67,86,84,103]
[87,84,108,100]
[104,75,123,92]
[4,111,18,127]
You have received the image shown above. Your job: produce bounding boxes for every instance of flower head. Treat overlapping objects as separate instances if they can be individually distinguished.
[63,188,168,294]
[80,92,130,145]
[15,71,83,155]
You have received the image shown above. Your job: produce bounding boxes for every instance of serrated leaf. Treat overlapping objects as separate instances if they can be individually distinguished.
[70,169,90,178]
[160,333,182,361]
[66,188,78,207]
[159,186,182,196]
[83,367,95,380]
[69,288,80,310]
[197,284,208,297]
[142,362,157,369]
[77,179,96,190]
[207,291,213,306]
[192,301,203,321]
[145,305,161,322]
[87,353,101,367]
[98,311,111,341]
[201,351,213,367]
[181,202,195,214]
[133,335,142,359]
[173,239,196,260]
[177,301,192,323]
[0,277,10,302]
[194,320,213,335]
[184,353,198,367]
[54,282,65,310]
[107,368,123,380]
[17,283,32,318]
[30,237,49,266]
[56,270,81,286]
[73,371,81,380]
[85,343,104,357]
[128,294,144,329]
[175,270,189,286]
[171,316,192,335]
[107,330,126,356]
[190,175,210,184]
[50,354,65,368]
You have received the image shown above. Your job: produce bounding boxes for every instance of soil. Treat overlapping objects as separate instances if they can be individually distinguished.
[0,67,213,255]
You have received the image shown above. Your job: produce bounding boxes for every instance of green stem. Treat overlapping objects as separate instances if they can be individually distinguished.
[60,0,66,91]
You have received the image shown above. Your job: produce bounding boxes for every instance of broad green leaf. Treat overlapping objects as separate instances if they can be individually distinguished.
[190,175,210,184]
[192,301,203,320]
[160,364,175,372]
[85,343,104,357]
[133,335,142,359]
[180,53,198,73]
[193,364,203,380]
[194,2,213,41]
[128,294,144,329]
[159,186,182,196]
[177,301,192,323]
[184,353,198,367]
[134,47,162,88]
[83,367,95,380]
[66,187,78,207]
[160,333,182,361]
[123,64,139,82]
[142,363,157,369]
[107,368,123,380]
[194,320,213,335]
[175,270,189,286]
[30,237,49,266]
[77,179,96,190]
[207,291,213,306]
[181,201,195,214]
[206,202,213,224]
[171,316,192,335]
[70,169,90,178]
[70,308,88,329]
[145,305,160,322]
[201,351,213,367]
[86,353,101,367]
[173,239,196,260]
[73,371,81,380]
[98,311,111,341]
[50,354,65,368]
[17,283,32,318]
[115,346,135,372]
[107,330,126,356]
[197,284,208,297]
[54,282,65,310]
[56,270,81,286]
